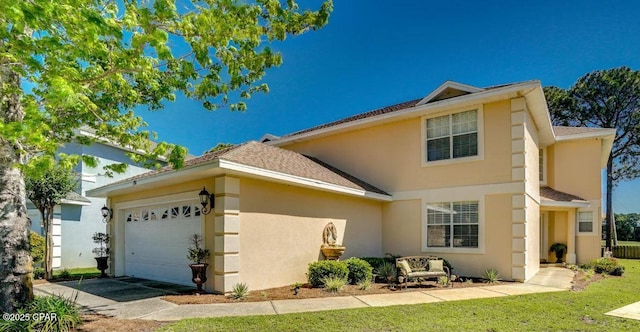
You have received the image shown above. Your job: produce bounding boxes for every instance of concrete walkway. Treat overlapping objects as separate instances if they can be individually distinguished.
[36,267,631,322]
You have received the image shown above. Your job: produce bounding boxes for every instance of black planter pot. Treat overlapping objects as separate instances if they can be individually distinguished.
[189,263,209,292]
[95,257,109,278]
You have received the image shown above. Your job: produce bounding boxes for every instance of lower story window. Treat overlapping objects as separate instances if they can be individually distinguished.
[426,201,479,248]
[578,211,593,233]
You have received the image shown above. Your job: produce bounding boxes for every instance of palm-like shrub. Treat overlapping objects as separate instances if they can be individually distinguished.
[482,268,501,284]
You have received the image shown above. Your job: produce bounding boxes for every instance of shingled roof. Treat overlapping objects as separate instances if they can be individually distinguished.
[278,81,536,141]
[282,98,422,139]
[540,186,589,207]
[96,141,389,197]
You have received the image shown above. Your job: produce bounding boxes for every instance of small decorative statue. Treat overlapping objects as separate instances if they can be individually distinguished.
[322,222,338,247]
[320,222,345,260]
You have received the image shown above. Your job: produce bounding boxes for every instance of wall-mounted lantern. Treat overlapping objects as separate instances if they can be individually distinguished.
[101,205,113,223]
[199,187,215,215]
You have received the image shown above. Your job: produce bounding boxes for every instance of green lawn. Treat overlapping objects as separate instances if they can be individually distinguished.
[161,260,640,331]
[53,267,101,280]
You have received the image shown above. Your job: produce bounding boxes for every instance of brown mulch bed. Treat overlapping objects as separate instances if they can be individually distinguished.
[163,278,502,305]
[571,269,604,291]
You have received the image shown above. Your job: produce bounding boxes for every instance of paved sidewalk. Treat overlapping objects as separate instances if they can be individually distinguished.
[34,267,580,321]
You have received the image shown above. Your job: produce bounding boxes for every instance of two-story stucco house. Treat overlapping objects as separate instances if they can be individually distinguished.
[87,80,615,294]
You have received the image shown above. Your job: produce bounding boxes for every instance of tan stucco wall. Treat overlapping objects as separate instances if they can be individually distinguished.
[381,194,514,279]
[381,200,423,255]
[110,179,214,205]
[576,236,601,264]
[549,139,602,201]
[283,100,513,192]
[525,195,540,279]
[523,112,540,279]
[239,178,382,290]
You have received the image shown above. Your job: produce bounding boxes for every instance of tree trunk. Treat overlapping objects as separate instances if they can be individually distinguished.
[45,207,54,280]
[605,155,614,250]
[39,207,54,280]
[0,69,33,312]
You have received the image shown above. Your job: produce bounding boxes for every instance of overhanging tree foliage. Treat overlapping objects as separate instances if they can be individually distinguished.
[614,213,640,241]
[544,66,640,250]
[0,0,332,312]
[25,165,78,280]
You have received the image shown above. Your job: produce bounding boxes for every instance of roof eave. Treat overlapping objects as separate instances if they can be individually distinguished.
[218,159,392,202]
[85,160,222,198]
[271,81,542,147]
[524,85,555,147]
[86,158,392,202]
[60,198,92,206]
[540,200,591,208]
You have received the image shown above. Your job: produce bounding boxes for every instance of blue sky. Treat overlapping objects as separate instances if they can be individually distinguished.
[138,0,640,213]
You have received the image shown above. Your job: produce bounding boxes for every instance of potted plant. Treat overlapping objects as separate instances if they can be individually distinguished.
[92,232,110,277]
[549,242,568,263]
[188,234,210,293]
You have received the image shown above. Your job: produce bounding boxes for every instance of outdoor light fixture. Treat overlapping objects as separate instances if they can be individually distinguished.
[101,205,112,223]
[199,186,215,215]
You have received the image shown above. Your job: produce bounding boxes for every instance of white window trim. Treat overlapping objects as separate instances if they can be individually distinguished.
[576,209,596,236]
[539,148,547,185]
[421,196,485,254]
[421,104,485,167]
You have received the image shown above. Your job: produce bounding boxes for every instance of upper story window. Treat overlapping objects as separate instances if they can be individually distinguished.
[426,109,478,162]
[539,148,547,185]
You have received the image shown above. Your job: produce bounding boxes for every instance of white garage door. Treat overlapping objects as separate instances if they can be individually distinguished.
[124,201,202,285]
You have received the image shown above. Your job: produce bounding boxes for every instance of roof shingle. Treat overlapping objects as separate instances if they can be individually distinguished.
[100,141,388,196]
[540,186,587,203]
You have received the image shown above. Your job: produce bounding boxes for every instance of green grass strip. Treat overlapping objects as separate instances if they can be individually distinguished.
[161,260,640,331]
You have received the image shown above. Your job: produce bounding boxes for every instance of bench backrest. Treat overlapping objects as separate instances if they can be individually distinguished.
[396,256,441,271]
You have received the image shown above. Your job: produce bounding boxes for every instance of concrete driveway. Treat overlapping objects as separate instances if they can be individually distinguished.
[34,277,189,319]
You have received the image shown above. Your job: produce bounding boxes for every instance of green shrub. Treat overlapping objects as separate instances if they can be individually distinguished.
[482,268,501,284]
[30,231,45,266]
[345,257,373,284]
[58,269,72,279]
[591,257,624,275]
[33,267,45,279]
[359,257,391,270]
[322,276,347,293]
[307,260,349,287]
[229,282,249,300]
[611,266,625,276]
[578,262,593,270]
[0,292,82,332]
